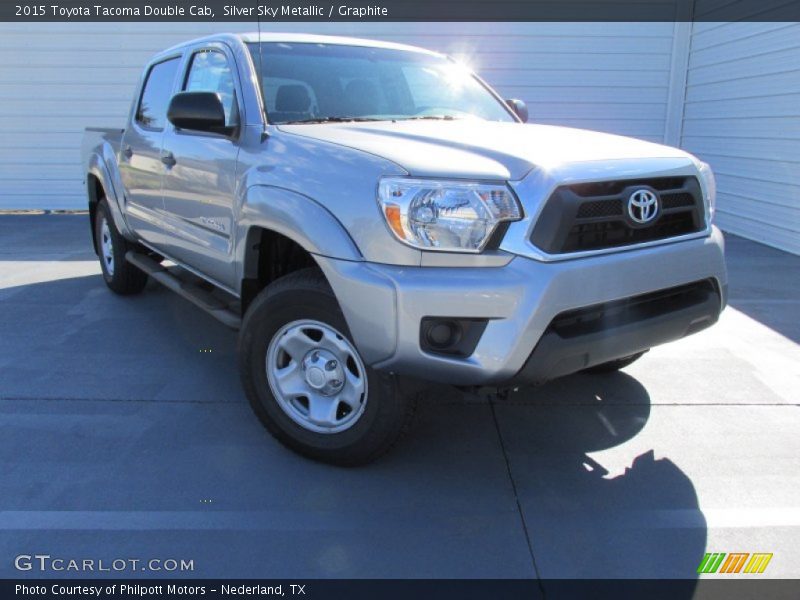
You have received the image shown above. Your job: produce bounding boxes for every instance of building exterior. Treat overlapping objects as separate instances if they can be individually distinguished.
[1,19,797,254]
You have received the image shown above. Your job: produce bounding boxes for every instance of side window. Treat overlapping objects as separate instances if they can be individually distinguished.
[136,58,180,130]
[184,50,238,127]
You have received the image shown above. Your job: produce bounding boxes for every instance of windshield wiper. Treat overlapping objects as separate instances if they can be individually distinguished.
[394,115,461,121]
[280,116,385,124]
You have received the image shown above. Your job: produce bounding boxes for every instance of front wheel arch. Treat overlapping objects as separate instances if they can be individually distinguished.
[239,226,328,314]
[237,185,362,270]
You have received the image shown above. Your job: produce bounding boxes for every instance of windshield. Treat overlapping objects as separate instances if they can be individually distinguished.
[246,42,516,124]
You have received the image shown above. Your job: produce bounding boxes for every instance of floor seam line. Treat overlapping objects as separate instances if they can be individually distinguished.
[489,398,546,597]
[422,401,799,407]
[0,396,242,404]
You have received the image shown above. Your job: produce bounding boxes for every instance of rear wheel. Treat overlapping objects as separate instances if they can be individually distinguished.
[583,351,647,374]
[239,268,414,466]
[94,198,148,295]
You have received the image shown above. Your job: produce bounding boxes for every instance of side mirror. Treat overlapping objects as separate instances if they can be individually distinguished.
[167,91,234,135]
[505,98,528,123]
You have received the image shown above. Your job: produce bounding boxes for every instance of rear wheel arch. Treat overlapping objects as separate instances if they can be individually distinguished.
[87,173,105,253]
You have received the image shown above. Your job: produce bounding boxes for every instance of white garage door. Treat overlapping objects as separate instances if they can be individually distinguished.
[0,21,676,211]
[681,21,800,255]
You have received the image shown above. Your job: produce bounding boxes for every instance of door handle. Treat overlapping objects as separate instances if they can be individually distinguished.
[122,145,133,159]
[160,151,176,167]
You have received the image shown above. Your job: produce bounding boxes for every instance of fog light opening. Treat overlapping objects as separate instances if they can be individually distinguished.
[426,320,463,350]
[420,317,489,358]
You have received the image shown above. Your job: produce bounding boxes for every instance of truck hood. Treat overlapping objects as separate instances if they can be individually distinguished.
[278,120,695,181]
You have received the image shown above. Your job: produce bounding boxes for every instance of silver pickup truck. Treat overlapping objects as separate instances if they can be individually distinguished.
[82,32,727,465]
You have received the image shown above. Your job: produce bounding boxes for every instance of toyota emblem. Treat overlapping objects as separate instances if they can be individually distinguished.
[627,189,659,224]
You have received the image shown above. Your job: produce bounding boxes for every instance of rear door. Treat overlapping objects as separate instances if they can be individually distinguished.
[118,56,182,246]
[158,44,243,290]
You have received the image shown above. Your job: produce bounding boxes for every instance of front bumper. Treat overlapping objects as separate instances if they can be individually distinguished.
[513,278,722,385]
[316,226,727,386]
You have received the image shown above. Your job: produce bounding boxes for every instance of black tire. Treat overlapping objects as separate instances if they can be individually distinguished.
[583,351,647,374]
[94,198,148,295]
[239,268,414,466]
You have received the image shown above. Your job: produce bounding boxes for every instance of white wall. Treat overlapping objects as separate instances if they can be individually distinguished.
[680,21,800,255]
[2,19,798,255]
[0,22,676,210]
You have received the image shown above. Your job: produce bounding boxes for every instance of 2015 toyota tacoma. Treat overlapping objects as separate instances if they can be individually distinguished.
[81,33,727,465]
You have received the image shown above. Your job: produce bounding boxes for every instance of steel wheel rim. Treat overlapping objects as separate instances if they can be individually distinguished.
[100,217,114,276]
[266,319,368,434]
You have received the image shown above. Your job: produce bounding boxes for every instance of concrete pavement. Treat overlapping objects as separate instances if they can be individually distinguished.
[0,215,798,584]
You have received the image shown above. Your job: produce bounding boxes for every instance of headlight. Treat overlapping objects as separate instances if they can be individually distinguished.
[697,161,716,222]
[377,177,522,252]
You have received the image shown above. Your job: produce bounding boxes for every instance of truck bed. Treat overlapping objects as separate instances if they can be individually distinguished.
[80,127,124,175]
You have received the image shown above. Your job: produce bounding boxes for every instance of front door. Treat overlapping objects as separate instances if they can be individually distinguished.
[159,45,242,290]
[118,56,181,246]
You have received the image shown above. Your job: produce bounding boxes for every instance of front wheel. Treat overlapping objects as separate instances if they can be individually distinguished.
[238,269,414,466]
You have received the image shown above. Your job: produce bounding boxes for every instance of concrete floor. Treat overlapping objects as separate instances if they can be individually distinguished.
[0,215,798,585]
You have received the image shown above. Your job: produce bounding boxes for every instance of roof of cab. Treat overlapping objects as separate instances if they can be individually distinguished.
[157,32,440,58]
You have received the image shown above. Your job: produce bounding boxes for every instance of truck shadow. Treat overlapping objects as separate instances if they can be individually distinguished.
[419,373,706,591]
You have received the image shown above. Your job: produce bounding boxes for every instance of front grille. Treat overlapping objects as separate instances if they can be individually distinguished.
[569,177,686,197]
[564,211,699,252]
[661,192,695,209]
[530,176,705,254]
[576,199,623,218]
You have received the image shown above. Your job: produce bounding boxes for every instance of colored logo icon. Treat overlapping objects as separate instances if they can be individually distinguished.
[697,552,773,574]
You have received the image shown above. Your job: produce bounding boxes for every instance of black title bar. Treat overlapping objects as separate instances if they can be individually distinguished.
[4,0,800,22]
[6,579,800,600]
